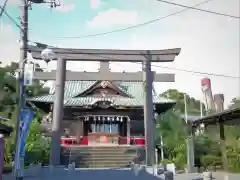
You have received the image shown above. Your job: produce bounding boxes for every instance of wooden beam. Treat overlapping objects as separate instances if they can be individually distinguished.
[33,71,175,82]
[28,45,181,62]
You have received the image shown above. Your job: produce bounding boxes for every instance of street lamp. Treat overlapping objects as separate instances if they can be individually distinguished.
[41,47,55,64]
[14,47,54,178]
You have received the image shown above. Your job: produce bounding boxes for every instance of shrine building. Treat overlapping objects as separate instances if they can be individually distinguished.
[28,80,175,147]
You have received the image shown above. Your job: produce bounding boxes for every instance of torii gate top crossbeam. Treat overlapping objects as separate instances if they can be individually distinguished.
[28,45,181,62]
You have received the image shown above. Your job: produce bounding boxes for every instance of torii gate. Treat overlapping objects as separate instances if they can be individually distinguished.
[28,45,181,166]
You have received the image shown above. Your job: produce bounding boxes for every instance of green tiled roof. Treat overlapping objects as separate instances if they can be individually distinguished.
[28,81,175,107]
[49,81,96,98]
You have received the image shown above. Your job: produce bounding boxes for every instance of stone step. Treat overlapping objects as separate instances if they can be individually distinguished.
[62,151,136,156]
[70,156,134,161]
[63,150,139,155]
[60,146,144,168]
[78,159,132,163]
[64,148,136,151]
[62,146,143,151]
[62,154,135,167]
[74,161,132,168]
[62,154,135,159]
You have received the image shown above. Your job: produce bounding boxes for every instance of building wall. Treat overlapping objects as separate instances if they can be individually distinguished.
[60,119,144,137]
[130,120,144,137]
[41,107,145,137]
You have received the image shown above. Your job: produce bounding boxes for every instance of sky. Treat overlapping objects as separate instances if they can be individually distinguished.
[0,0,239,108]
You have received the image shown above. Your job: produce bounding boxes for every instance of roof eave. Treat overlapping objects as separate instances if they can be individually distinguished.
[192,108,240,126]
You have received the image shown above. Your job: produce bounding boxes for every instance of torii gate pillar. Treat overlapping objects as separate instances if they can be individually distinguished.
[50,58,66,166]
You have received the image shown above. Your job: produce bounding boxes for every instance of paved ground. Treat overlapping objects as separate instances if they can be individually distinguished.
[3,168,240,180]
[4,168,163,180]
[175,172,240,180]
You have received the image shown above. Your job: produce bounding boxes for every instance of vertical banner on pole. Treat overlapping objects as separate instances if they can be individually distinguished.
[14,108,35,178]
[0,135,5,180]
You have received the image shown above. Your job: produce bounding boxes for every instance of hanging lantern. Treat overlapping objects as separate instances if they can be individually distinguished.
[86,116,89,121]
[98,116,101,121]
[112,116,115,121]
[116,116,120,121]
[107,117,110,121]
[94,116,96,121]
[120,116,123,122]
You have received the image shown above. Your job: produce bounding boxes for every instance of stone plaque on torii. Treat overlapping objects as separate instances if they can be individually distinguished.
[28,45,181,166]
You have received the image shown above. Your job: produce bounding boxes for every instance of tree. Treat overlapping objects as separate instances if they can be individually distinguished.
[229,98,240,109]
[158,90,240,172]
[0,63,49,118]
[157,89,218,169]
[0,63,50,166]
[160,89,206,115]
[156,110,187,168]
[25,119,51,165]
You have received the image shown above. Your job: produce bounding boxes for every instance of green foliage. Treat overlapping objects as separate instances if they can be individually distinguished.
[156,110,186,168]
[158,89,240,172]
[3,118,50,166]
[160,89,206,115]
[200,154,221,170]
[25,119,50,165]
[0,63,50,167]
[229,98,240,109]
[4,137,15,165]
[227,144,240,172]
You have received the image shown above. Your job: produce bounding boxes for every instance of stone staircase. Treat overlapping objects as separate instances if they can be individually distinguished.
[61,146,145,168]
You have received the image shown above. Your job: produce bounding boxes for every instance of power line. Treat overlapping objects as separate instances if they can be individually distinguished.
[0,0,9,19]
[111,61,239,79]
[157,0,240,19]
[133,62,239,79]
[52,0,214,39]
[0,7,22,30]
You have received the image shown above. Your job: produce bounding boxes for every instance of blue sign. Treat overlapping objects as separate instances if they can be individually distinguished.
[19,108,35,156]
[14,108,35,176]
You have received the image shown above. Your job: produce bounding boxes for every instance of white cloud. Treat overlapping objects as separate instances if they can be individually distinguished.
[7,0,20,5]
[55,3,75,13]
[90,0,101,9]
[0,24,19,66]
[87,8,138,28]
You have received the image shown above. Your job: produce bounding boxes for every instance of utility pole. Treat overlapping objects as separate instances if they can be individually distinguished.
[200,101,203,117]
[143,51,155,166]
[184,94,195,173]
[13,0,28,179]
